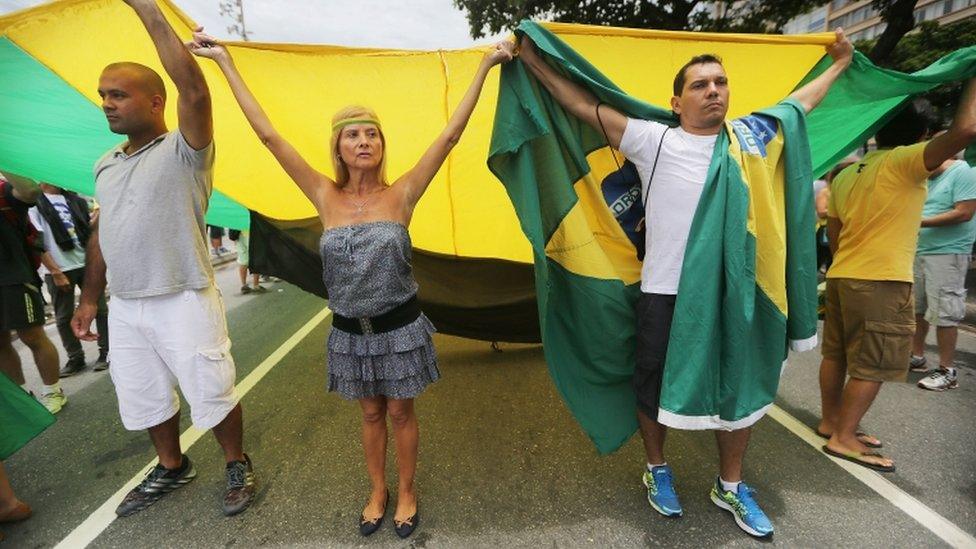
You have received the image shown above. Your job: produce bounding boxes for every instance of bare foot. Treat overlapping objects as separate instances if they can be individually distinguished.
[818,423,882,450]
[854,432,882,447]
[834,431,872,454]
[826,437,894,469]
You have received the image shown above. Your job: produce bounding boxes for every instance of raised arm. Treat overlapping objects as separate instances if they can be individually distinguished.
[187,30,330,207]
[124,0,212,149]
[397,41,514,207]
[923,78,976,171]
[789,28,853,114]
[519,36,627,148]
[72,220,106,341]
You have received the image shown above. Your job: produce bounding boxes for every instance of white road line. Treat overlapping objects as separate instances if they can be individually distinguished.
[767,405,976,549]
[53,307,332,549]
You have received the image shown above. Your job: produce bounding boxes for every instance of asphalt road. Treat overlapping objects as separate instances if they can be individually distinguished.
[5,262,975,548]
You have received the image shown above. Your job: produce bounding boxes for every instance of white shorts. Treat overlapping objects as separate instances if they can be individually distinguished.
[107,286,239,431]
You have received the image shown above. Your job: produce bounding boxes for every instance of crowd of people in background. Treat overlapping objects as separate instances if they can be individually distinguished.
[813,101,976,402]
[0,170,270,413]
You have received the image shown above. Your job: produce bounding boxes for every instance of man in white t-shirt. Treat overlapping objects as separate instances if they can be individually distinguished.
[519,31,852,537]
[28,183,109,376]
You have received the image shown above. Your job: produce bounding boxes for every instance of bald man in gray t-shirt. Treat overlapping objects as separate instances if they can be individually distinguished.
[71,0,255,519]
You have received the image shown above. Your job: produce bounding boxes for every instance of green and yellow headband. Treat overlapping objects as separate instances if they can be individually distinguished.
[332,118,382,132]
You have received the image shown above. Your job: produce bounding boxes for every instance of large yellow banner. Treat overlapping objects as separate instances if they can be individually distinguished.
[1,0,833,262]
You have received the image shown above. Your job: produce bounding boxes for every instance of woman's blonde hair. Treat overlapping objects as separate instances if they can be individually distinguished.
[330,105,388,187]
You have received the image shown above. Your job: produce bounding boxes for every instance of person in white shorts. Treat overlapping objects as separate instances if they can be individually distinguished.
[71,0,255,518]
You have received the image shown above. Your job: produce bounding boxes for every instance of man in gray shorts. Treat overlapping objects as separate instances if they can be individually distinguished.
[71,0,255,517]
[910,153,976,391]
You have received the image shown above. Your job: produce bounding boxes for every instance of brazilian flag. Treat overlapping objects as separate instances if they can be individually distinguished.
[489,21,976,454]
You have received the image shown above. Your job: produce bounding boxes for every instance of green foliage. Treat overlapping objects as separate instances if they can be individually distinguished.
[856,19,976,125]
[452,0,822,39]
[882,20,976,72]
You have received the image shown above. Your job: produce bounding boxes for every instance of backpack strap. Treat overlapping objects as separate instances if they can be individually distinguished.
[595,103,668,230]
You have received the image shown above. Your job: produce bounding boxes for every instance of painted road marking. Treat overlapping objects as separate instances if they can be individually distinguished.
[768,405,976,548]
[53,307,332,549]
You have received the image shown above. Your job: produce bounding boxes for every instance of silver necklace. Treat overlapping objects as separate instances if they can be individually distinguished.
[345,188,381,214]
[349,196,370,213]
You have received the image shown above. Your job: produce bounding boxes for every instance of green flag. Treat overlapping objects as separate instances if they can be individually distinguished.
[0,374,54,459]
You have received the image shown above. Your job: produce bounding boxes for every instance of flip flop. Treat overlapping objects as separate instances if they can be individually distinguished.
[822,445,895,473]
[815,429,882,449]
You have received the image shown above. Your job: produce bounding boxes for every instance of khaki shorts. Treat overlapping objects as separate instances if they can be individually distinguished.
[914,254,969,327]
[822,278,915,382]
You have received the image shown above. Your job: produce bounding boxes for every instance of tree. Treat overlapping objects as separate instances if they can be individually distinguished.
[867,0,919,64]
[453,0,824,39]
[219,0,251,41]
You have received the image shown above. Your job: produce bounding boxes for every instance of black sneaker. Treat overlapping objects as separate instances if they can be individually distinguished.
[93,352,110,372]
[116,455,196,517]
[222,454,256,516]
[58,357,86,378]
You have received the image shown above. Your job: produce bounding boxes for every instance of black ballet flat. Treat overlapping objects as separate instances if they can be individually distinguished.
[358,489,388,537]
[394,508,419,539]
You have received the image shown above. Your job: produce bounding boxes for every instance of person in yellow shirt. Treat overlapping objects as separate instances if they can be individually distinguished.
[816,84,976,473]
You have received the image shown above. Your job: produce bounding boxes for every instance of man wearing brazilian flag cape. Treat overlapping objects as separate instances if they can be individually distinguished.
[515,29,853,537]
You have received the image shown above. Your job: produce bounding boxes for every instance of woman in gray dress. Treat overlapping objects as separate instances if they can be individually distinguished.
[188,31,514,538]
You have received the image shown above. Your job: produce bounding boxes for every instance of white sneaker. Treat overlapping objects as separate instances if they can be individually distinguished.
[39,389,67,414]
[918,368,958,392]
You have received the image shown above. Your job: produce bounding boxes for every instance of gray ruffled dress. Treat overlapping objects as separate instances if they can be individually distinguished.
[321,221,439,400]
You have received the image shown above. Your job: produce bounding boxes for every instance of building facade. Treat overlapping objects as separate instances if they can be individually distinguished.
[785,0,976,40]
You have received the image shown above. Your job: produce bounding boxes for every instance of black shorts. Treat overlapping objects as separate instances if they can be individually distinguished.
[634,293,676,420]
[208,225,225,239]
[0,282,45,331]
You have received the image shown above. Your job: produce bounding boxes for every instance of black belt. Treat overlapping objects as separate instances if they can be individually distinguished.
[332,295,421,335]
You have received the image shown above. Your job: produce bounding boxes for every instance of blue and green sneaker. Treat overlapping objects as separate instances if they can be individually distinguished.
[709,478,773,538]
[641,465,682,517]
